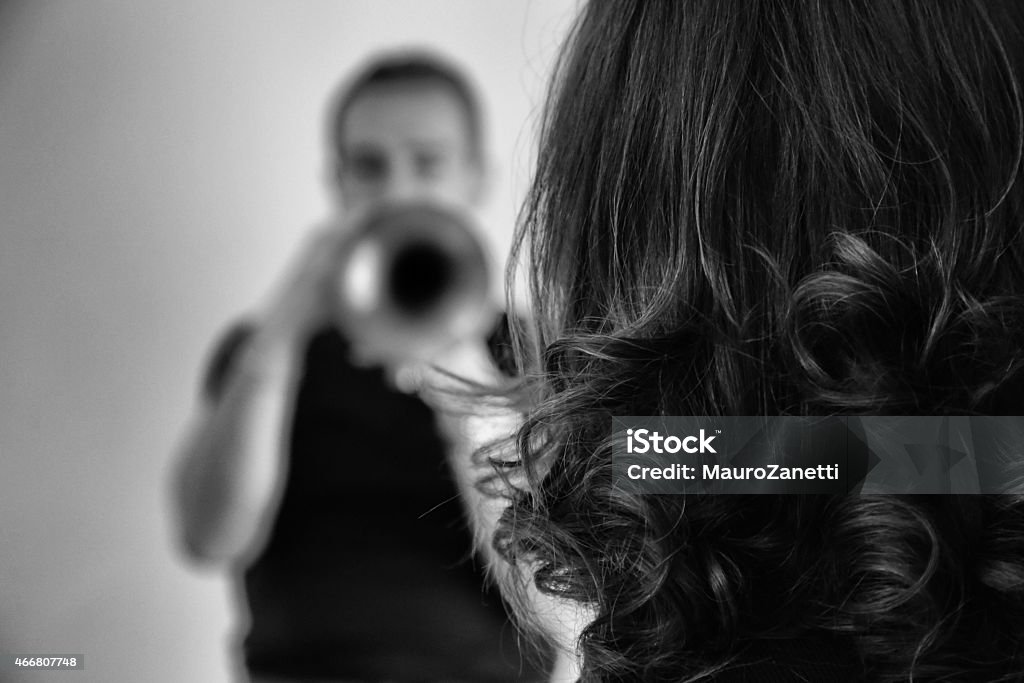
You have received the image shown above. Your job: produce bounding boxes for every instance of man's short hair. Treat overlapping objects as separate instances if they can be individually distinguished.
[328,50,483,162]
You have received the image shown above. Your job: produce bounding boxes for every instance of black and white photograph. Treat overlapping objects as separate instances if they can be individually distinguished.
[3,1,1024,682]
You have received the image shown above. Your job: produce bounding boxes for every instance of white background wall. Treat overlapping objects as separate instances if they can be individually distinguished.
[0,2,579,681]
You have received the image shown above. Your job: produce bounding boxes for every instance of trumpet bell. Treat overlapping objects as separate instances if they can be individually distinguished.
[333,202,492,361]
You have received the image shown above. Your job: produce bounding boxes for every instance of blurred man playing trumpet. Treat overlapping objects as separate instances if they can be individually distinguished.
[172,52,534,683]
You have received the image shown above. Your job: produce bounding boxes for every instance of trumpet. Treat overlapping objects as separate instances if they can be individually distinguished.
[333,202,492,362]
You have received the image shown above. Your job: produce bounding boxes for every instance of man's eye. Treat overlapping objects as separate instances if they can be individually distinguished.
[348,155,388,182]
[414,153,445,178]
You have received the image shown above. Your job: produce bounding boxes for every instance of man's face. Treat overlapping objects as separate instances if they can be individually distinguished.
[336,80,482,214]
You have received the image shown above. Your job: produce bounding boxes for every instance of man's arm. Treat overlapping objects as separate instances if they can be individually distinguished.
[171,226,350,566]
[173,331,301,565]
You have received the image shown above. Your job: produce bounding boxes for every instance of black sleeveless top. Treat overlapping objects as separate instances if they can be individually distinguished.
[205,322,538,681]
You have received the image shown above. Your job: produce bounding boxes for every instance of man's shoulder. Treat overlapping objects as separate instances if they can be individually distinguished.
[201,320,259,400]
[200,321,350,398]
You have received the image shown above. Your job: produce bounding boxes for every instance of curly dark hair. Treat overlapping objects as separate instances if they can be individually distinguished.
[491,1,1024,680]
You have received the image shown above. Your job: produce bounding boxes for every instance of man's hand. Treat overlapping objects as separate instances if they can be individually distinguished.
[257,219,361,352]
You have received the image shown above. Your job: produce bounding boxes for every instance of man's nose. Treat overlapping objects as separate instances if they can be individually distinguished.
[380,168,429,203]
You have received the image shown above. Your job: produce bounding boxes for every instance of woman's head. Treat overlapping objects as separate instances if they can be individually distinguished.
[513,0,1024,415]
[496,1,1024,680]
